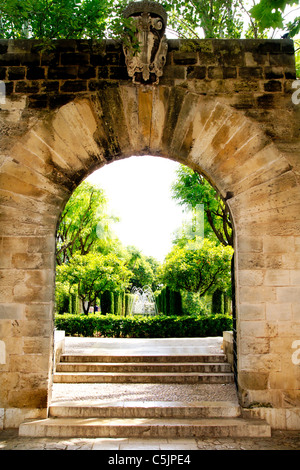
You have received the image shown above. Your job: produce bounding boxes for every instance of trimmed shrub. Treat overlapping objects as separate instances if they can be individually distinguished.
[100,290,114,315]
[55,313,232,338]
[125,293,134,316]
[156,287,184,315]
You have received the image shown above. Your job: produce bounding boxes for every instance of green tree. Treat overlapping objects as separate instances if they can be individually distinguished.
[0,0,116,39]
[249,0,300,37]
[172,165,233,247]
[159,238,233,297]
[294,38,300,77]
[162,0,244,38]
[125,246,157,290]
[56,181,118,265]
[1,0,293,41]
[56,252,131,315]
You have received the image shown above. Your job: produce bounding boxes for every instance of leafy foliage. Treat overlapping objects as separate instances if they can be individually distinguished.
[125,246,157,290]
[295,38,300,77]
[56,181,118,265]
[1,0,297,41]
[249,0,299,37]
[172,165,233,247]
[159,238,233,297]
[0,0,124,39]
[161,0,244,39]
[55,312,233,337]
[56,252,131,314]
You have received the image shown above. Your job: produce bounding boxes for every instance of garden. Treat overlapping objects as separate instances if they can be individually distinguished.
[54,165,234,339]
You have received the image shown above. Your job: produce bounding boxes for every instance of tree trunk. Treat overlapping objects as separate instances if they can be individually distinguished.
[82,300,90,315]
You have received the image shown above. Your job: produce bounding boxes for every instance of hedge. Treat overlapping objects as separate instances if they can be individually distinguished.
[155,287,184,315]
[54,313,233,338]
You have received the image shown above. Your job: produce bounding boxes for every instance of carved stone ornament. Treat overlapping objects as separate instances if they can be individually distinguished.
[122,1,168,85]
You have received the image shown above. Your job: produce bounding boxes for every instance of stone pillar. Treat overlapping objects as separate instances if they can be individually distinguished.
[0,233,56,427]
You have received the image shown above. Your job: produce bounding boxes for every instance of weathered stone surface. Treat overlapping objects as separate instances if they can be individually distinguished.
[0,38,299,430]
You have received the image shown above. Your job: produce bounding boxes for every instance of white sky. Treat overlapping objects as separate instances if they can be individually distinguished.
[86,156,185,262]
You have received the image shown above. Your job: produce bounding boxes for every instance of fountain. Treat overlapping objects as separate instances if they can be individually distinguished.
[131,285,158,316]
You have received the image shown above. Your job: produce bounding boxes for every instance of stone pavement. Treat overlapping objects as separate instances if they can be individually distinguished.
[1,337,300,451]
[1,428,300,450]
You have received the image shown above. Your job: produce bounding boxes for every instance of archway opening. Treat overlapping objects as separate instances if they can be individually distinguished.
[51,154,237,407]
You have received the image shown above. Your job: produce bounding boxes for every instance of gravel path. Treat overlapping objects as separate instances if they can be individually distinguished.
[51,383,238,404]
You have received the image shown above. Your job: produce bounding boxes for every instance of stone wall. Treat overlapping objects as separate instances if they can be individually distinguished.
[0,38,300,429]
[223,331,234,372]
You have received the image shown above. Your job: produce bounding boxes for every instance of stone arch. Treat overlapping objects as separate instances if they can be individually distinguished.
[0,84,300,429]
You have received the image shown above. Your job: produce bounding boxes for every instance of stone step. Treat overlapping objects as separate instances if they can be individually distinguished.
[56,362,232,373]
[19,416,271,439]
[59,354,227,363]
[53,371,234,384]
[49,401,241,419]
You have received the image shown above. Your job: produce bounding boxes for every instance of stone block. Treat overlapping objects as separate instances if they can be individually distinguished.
[239,270,264,286]
[60,80,87,93]
[23,337,51,355]
[239,285,277,303]
[109,66,129,80]
[27,94,48,109]
[186,66,206,79]
[0,340,6,364]
[7,66,26,80]
[163,65,186,79]
[239,370,269,390]
[48,66,78,80]
[239,66,263,79]
[263,236,295,253]
[10,354,49,374]
[8,388,48,409]
[276,287,300,303]
[40,81,59,93]
[238,302,266,320]
[24,303,53,322]
[207,66,223,79]
[290,270,300,285]
[292,304,300,321]
[237,236,263,253]
[264,66,284,79]
[269,370,300,390]
[281,254,300,269]
[60,52,89,66]
[270,53,295,68]
[266,303,292,321]
[240,337,270,355]
[78,66,96,79]
[277,321,300,336]
[257,94,275,109]
[15,81,40,93]
[0,53,21,66]
[263,80,282,92]
[264,270,290,286]
[173,52,198,65]
[26,66,45,80]
[0,304,24,320]
[48,93,75,109]
[223,67,237,78]
[239,353,280,372]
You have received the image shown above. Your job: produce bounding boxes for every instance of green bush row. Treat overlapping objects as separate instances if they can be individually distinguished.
[54,313,233,338]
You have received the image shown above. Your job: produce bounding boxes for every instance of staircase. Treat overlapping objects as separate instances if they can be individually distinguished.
[19,352,271,439]
[53,353,234,384]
